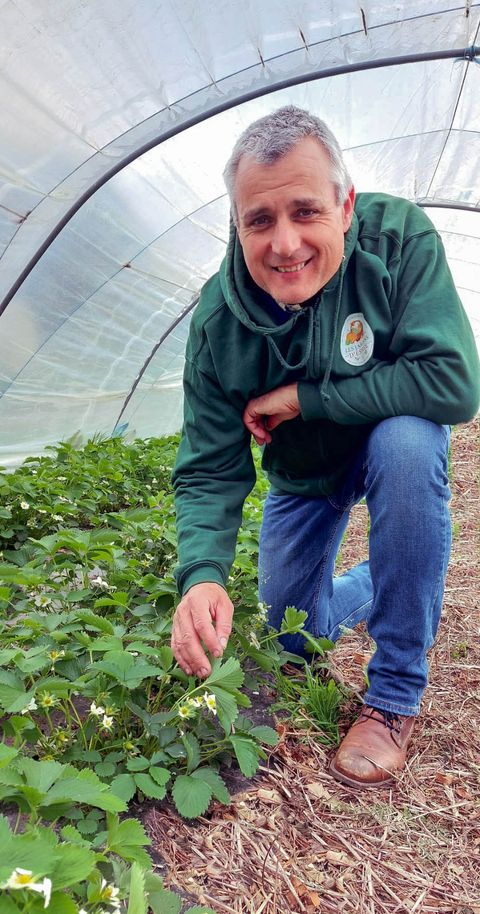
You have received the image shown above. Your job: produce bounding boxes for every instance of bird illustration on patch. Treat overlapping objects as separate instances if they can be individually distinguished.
[345,319,364,345]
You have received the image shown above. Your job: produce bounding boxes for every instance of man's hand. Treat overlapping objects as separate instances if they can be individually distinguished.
[171,582,233,678]
[243,383,301,445]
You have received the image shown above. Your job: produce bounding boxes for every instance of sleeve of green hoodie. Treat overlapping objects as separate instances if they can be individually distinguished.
[298,230,480,425]
[172,336,256,596]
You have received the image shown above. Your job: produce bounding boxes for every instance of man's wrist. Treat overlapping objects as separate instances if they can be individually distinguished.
[180,566,226,596]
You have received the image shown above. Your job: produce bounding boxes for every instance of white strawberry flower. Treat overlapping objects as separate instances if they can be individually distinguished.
[89,701,105,717]
[34,593,53,608]
[48,649,65,663]
[203,692,217,714]
[90,575,110,590]
[100,878,121,908]
[2,869,52,907]
[249,631,261,649]
[256,601,269,620]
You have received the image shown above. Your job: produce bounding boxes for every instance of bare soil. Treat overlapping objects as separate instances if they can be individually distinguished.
[146,419,480,914]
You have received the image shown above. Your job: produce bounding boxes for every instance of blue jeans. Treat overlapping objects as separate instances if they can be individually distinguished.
[258,417,451,716]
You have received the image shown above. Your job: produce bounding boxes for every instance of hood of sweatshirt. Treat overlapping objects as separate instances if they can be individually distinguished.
[218,212,359,374]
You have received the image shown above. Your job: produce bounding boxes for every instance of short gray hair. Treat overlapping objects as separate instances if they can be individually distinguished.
[223,105,352,225]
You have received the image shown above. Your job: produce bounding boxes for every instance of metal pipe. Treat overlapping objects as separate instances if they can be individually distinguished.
[417,201,480,213]
[1,43,479,316]
[112,296,199,431]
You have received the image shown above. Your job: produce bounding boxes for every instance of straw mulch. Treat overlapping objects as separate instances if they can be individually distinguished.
[146,419,480,914]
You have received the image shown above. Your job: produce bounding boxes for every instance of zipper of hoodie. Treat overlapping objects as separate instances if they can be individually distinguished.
[312,305,321,378]
[320,262,346,402]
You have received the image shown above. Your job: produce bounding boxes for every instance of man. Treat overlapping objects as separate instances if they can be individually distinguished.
[171,106,479,788]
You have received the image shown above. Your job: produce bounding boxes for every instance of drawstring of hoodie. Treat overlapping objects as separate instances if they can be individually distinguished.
[266,306,314,370]
[320,258,347,404]
[265,255,347,380]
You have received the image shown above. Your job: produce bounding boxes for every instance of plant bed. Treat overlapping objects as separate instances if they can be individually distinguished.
[3,420,475,913]
[143,420,480,914]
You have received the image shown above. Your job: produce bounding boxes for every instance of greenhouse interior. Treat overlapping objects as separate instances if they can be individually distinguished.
[1,0,479,466]
[0,2,479,913]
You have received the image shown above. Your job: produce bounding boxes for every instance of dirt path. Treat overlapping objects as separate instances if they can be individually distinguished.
[147,420,480,914]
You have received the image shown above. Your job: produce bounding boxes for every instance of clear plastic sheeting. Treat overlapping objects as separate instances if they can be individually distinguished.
[427,207,480,345]
[0,1,479,465]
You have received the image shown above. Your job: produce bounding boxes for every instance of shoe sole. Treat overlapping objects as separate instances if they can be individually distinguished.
[329,757,395,789]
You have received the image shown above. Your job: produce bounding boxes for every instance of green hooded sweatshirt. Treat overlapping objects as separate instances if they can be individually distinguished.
[173,193,479,595]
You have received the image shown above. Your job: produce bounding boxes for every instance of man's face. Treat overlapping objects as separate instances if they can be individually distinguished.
[235,137,355,304]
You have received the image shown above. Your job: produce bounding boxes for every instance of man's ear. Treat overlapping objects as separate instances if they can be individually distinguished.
[342,185,356,232]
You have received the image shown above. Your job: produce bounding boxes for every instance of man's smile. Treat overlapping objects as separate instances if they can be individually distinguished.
[273,258,312,273]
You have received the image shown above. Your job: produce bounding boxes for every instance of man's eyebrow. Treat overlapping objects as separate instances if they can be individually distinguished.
[292,197,325,210]
[241,205,271,223]
[241,198,326,222]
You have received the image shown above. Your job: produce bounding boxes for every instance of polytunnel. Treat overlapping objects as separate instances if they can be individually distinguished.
[1,0,479,467]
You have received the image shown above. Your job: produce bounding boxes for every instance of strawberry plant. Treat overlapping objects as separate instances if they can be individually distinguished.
[0,434,335,911]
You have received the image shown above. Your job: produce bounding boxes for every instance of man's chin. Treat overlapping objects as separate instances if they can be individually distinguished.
[267,283,317,305]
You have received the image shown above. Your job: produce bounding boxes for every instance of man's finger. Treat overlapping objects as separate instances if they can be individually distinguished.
[243,406,272,444]
[172,608,212,675]
[176,628,212,677]
[214,610,233,649]
[243,408,265,435]
[192,608,224,656]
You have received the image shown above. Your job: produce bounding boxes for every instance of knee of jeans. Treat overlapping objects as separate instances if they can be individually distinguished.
[368,416,449,487]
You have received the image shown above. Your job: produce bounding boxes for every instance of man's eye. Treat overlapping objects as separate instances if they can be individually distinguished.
[297,208,317,217]
[251,215,270,226]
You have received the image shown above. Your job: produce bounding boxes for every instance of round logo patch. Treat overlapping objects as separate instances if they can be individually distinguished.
[340,313,374,366]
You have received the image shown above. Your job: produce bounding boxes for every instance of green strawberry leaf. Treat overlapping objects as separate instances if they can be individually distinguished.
[182,732,201,774]
[0,744,19,768]
[191,768,230,804]
[127,861,147,914]
[280,606,308,633]
[148,767,171,787]
[203,656,244,691]
[134,772,168,800]
[249,725,279,746]
[107,815,152,867]
[209,685,239,734]
[49,842,96,889]
[172,774,212,819]
[229,735,261,778]
[126,756,150,772]
[74,610,115,634]
[111,774,137,803]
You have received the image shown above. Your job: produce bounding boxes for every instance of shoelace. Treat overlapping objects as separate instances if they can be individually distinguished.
[360,706,403,734]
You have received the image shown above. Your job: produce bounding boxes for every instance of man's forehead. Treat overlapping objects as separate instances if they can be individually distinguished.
[235,139,336,211]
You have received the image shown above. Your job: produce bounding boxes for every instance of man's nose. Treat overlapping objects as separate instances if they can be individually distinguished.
[271,219,300,259]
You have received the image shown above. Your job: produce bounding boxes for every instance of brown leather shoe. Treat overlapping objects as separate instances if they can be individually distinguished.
[330,706,416,788]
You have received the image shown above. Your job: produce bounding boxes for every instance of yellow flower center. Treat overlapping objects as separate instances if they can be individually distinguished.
[16,873,33,885]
